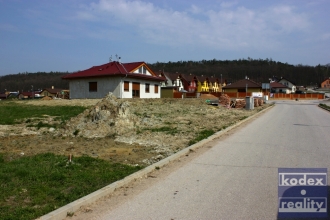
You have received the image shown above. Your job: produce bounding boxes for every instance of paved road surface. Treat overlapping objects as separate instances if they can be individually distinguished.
[73,100,330,220]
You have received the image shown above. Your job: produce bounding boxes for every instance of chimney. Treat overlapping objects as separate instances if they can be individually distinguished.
[52,86,54,89]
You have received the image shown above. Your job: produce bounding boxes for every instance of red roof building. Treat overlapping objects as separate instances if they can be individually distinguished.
[62,61,165,99]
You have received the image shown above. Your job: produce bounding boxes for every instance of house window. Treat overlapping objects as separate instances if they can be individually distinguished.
[154,84,159,93]
[124,81,129,91]
[89,82,97,92]
[145,83,150,93]
[138,66,147,74]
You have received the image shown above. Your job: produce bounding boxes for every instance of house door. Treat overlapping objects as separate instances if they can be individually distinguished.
[132,82,140,98]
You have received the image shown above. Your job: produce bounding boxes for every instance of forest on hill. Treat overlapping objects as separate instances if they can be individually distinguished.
[149,58,330,87]
[1,58,329,92]
[0,72,69,93]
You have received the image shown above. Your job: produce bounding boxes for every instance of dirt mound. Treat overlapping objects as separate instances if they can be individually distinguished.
[63,93,137,138]
[200,94,218,100]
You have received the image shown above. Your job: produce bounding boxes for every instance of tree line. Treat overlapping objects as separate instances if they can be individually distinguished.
[0,72,69,93]
[149,58,330,87]
[1,58,329,93]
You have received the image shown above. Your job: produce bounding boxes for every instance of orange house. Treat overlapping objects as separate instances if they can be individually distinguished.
[321,78,330,89]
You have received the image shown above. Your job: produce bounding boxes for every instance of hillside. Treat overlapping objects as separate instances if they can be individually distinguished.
[1,59,329,92]
[149,58,329,86]
[0,72,69,92]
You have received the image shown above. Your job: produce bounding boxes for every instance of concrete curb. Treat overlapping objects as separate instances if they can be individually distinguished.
[39,104,274,220]
[318,104,330,112]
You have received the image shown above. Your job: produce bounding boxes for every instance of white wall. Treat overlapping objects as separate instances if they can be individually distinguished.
[122,78,161,98]
[279,79,296,93]
[68,76,161,99]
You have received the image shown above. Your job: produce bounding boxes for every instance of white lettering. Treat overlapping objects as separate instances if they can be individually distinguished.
[315,178,324,185]
[298,174,306,185]
[287,202,294,208]
[307,178,314,185]
[316,202,324,212]
[295,202,303,209]
[290,178,298,185]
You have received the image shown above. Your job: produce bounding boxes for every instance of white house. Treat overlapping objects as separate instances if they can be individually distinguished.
[62,61,165,99]
[278,78,296,93]
[160,72,184,91]
[270,82,291,94]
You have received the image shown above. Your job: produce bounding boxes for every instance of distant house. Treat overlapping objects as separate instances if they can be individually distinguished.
[223,78,262,93]
[179,73,197,93]
[40,87,64,98]
[208,76,220,92]
[321,77,330,89]
[18,91,41,99]
[62,61,165,99]
[160,72,184,91]
[195,75,209,92]
[270,82,290,93]
[278,78,296,93]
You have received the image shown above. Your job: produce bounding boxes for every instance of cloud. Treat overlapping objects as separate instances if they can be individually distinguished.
[73,0,312,50]
[220,1,238,8]
[264,5,310,33]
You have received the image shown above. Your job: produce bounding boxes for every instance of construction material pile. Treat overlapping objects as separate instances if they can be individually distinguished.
[254,98,259,107]
[253,98,264,107]
[219,94,231,106]
[234,99,246,108]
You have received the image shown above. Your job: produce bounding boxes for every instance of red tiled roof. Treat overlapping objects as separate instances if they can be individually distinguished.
[179,73,195,82]
[62,61,165,81]
[162,72,180,81]
[223,78,261,89]
[270,82,288,88]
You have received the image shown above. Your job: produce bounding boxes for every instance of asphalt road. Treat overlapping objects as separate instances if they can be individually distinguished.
[75,100,330,220]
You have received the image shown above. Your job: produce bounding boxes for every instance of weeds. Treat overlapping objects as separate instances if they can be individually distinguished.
[319,103,330,110]
[188,129,215,146]
[0,153,143,220]
[0,101,87,125]
[148,126,179,135]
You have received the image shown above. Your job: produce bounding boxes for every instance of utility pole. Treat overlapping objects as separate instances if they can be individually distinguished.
[221,74,222,93]
[246,84,248,96]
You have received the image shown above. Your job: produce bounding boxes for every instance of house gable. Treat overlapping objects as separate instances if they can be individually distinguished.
[278,78,296,93]
[130,63,155,76]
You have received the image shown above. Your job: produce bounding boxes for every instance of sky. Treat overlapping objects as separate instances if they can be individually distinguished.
[0,0,329,75]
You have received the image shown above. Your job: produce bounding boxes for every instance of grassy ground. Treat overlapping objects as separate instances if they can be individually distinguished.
[0,100,87,126]
[0,98,272,219]
[0,100,144,219]
[0,153,143,220]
